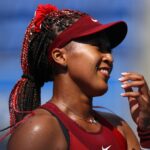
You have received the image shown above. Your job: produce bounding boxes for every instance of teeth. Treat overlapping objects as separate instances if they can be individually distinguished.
[96,66,111,77]
[97,68,109,76]
[100,69,108,74]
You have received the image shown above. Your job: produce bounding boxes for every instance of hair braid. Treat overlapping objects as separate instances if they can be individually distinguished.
[9,20,41,127]
[9,7,85,127]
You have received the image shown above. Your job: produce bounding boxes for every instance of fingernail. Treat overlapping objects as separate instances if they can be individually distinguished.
[121,84,127,88]
[121,72,129,75]
[120,93,126,96]
[118,77,125,81]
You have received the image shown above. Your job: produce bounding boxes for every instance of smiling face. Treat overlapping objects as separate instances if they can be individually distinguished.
[64,33,113,97]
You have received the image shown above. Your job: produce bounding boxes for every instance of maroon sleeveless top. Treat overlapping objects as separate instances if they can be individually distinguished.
[41,102,127,150]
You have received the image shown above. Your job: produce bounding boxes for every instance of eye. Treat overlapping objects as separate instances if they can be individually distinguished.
[102,49,112,53]
[97,46,112,54]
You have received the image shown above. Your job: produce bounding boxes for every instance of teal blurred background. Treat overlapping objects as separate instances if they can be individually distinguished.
[0,0,150,149]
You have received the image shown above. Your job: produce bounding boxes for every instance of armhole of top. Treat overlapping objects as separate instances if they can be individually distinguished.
[41,109,70,150]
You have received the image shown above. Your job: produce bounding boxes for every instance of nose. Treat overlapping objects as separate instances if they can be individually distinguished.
[102,53,113,66]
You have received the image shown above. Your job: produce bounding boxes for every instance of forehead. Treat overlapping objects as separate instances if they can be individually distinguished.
[64,33,112,55]
[73,31,111,50]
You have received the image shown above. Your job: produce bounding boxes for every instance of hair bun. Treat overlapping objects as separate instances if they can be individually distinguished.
[34,4,58,32]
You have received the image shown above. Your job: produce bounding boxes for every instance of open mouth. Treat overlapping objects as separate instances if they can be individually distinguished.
[96,66,112,78]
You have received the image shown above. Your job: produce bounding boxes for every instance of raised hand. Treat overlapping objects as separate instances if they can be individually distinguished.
[119,72,150,129]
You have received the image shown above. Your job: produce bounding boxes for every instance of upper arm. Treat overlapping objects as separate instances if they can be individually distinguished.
[121,121,140,150]
[7,113,67,150]
[99,111,140,150]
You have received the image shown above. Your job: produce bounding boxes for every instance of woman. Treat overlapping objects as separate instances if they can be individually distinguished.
[7,4,150,150]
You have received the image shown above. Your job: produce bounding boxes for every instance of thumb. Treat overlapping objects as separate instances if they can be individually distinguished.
[124,88,140,123]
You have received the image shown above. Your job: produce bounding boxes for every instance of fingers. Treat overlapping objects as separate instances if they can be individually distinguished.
[118,72,141,123]
[119,72,150,126]
[119,72,150,101]
[119,72,145,81]
[129,99,139,123]
[121,91,140,97]
[118,72,142,98]
[122,92,140,123]
[119,72,145,89]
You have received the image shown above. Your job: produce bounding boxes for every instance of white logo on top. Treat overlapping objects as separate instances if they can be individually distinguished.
[101,145,111,150]
[91,18,98,22]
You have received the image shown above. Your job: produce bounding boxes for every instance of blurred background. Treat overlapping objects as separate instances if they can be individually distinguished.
[0,0,150,149]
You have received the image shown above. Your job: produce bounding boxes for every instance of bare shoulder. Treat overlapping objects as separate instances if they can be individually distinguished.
[97,111,140,150]
[98,111,124,127]
[7,109,67,150]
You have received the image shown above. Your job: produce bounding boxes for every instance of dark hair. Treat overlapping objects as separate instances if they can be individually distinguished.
[9,8,85,127]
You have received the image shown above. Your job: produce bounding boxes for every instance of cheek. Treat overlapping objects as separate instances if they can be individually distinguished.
[67,54,95,79]
[66,47,108,96]
[67,57,108,96]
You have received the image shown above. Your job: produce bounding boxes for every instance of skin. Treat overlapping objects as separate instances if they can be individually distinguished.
[7,41,150,150]
[119,72,150,129]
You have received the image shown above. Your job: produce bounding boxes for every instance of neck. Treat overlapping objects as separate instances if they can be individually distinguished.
[51,75,93,119]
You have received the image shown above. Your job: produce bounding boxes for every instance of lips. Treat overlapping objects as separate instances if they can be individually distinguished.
[96,66,112,79]
[99,68,110,77]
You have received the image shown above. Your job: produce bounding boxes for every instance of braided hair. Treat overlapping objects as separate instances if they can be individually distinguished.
[9,4,86,127]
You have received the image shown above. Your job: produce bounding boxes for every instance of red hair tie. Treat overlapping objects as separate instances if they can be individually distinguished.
[34,4,58,32]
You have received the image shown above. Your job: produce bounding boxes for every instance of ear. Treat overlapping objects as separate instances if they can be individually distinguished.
[51,48,67,66]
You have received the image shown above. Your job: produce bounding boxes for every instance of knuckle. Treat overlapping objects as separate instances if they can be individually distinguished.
[139,75,144,80]
[141,81,145,85]
[136,92,140,96]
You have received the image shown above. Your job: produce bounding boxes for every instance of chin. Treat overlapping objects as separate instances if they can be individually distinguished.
[99,87,108,96]
[98,87,108,96]
[92,84,108,97]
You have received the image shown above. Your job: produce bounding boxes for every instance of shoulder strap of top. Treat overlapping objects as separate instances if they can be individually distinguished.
[40,103,70,150]
[41,102,127,149]
[93,111,127,149]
